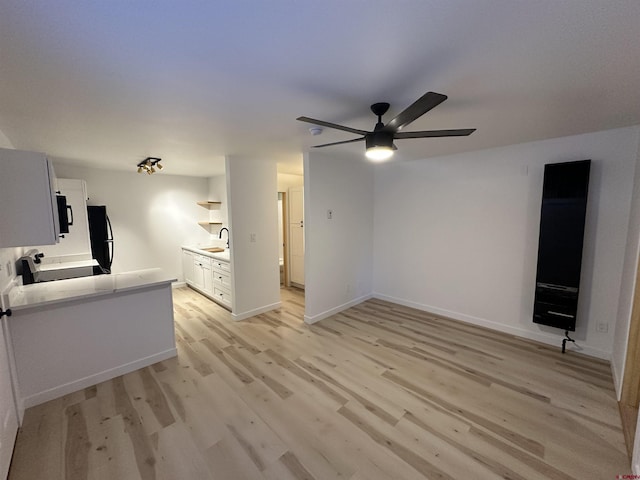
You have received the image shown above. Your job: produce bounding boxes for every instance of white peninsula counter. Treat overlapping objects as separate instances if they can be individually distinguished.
[2,268,177,417]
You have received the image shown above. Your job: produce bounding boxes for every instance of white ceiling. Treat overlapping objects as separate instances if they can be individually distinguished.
[0,1,639,177]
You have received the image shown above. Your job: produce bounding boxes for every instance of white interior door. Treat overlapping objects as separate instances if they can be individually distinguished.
[0,318,18,480]
[289,186,304,286]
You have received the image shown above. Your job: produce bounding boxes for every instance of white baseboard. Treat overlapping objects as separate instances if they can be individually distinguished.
[19,348,177,414]
[172,281,187,289]
[372,293,611,361]
[232,302,282,321]
[304,294,372,324]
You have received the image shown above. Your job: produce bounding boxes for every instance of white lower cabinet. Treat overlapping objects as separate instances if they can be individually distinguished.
[182,248,232,310]
[211,259,232,309]
[201,259,213,295]
[182,250,195,285]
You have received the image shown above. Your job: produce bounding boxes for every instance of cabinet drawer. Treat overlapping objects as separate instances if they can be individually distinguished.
[212,259,230,273]
[213,286,232,308]
[213,270,231,289]
[194,255,211,267]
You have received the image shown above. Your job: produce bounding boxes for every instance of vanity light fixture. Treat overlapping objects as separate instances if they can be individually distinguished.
[137,157,163,174]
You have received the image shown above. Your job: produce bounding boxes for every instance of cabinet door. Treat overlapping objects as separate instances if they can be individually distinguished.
[202,264,213,295]
[192,258,205,290]
[182,250,195,285]
[0,148,59,247]
[37,179,91,257]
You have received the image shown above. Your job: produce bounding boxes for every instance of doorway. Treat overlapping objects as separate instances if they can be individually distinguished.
[277,177,305,323]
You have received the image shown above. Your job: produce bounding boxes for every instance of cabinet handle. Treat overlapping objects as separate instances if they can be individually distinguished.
[67,205,74,226]
[0,308,11,318]
[548,311,574,318]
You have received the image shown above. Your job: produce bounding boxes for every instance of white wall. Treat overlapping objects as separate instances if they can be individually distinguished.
[0,129,12,150]
[226,156,280,320]
[53,164,210,281]
[277,173,303,192]
[373,126,640,359]
[304,151,374,323]
[612,131,640,396]
[206,175,229,247]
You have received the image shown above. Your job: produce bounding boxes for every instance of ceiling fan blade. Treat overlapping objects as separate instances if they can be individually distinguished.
[312,137,366,148]
[394,128,476,139]
[383,92,448,132]
[297,116,369,136]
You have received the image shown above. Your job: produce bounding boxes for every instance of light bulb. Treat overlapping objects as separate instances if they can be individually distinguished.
[365,146,394,162]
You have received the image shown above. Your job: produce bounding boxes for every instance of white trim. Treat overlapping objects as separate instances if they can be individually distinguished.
[372,293,611,360]
[304,294,372,324]
[19,348,177,415]
[232,302,282,322]
[611,355,624,400]
[634,413,640,475]
[172,281,187,289]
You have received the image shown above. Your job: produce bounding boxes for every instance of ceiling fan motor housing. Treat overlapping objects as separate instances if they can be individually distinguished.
[366,131,394,149]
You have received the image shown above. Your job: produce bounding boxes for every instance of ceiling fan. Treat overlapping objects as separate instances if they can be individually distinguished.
[297,91,476,161]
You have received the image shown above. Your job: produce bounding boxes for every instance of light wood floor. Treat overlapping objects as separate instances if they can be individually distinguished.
[9,287,629,479]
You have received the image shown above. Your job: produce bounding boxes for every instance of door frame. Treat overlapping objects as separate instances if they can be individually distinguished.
[280,191,289,287]
[620,251,640,457]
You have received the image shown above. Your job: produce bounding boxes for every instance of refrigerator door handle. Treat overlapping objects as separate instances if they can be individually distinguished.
[106,215,114,269]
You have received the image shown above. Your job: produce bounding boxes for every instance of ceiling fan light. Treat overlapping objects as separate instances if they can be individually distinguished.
[365,146,394,162]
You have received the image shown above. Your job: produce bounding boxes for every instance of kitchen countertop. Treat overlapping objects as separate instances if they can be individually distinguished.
[182,245,230,261]
[3,268,176,312]
[38,259,98,272]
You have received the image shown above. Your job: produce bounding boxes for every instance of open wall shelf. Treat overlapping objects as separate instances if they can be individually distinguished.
[197,201,222,209]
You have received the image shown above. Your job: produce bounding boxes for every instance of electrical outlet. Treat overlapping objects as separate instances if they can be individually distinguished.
[249,233,256,243]
[597,322,609,333]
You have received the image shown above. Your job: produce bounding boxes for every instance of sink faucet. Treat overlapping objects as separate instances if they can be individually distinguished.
[219,227,230,248]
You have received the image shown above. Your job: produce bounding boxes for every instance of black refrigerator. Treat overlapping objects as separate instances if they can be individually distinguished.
[533,160,590,332]
[87,205,114,273]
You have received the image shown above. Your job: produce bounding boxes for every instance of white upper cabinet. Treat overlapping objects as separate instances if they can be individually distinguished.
[37,178,91,257]
[0,148,60,247]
